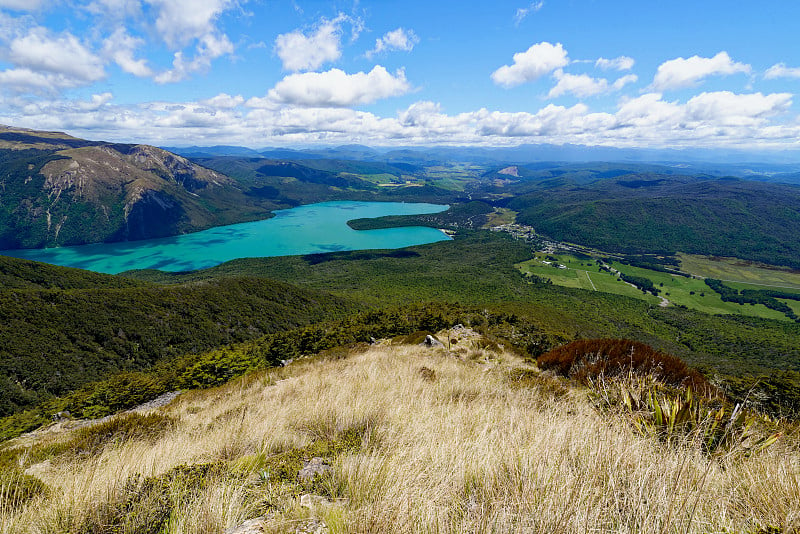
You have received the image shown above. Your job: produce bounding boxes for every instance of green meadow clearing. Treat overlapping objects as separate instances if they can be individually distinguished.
[517,253,791,321]
[679,253,800,291]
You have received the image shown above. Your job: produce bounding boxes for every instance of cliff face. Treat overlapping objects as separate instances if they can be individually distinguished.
[0,126,264,249]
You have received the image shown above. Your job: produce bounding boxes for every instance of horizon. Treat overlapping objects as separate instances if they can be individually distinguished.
[1,1,800,150]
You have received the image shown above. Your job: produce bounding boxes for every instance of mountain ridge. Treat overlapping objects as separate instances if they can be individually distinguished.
[0,125,275,249]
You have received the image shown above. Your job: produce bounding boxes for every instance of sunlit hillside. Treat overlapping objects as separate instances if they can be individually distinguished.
[2,330,797,533]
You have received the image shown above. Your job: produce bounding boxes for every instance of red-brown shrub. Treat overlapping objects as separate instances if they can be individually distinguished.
[537,338,715,397]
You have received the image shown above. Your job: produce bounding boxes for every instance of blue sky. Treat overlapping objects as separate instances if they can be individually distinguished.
[1,0,799,149]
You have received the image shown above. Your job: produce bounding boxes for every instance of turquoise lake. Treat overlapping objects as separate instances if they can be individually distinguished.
[0,201,450,274]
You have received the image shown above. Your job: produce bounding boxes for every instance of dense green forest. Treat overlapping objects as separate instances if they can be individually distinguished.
[0,260,356,417]
[127,231,800,381]
[500,174,800,269]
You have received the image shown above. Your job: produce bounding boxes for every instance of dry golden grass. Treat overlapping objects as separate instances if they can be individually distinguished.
[2,333,799,533]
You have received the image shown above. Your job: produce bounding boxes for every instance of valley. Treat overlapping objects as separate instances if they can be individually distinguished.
[2,127,800,533]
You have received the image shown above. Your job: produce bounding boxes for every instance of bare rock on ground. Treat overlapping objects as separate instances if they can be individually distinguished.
[223,517,268,534]
[298,457,332,482]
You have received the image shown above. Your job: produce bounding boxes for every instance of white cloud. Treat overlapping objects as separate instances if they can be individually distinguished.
[9,29,105,83]
[199,93,244,108]
[275,13,356,72]
[154,32,233,83]
[514,1,544,25]
[612,74,638,91]
[547,71,637,99]
[684,91,792,126]
[75,92,114,111]
[0,0,44,10]
[3,88,798,151]
[0,68,56,91]
[548,72,608,98]
[491,41,569,87]
[140,0,235,83]
[146,0,232,48]
[651,51,751,91]
[595,56,634,71]
[0,28,105,91]
[765,63,800,80]
[86,0,141,18]
[265,66,412,107]
[102,29,153,77]
[366,28,418,58]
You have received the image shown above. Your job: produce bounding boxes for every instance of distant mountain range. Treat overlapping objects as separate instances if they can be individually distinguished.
[164,142,800,174]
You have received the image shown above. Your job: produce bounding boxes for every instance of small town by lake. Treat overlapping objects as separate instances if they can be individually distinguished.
[0,201,450,274]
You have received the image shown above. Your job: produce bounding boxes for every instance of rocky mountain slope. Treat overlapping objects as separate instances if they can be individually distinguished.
[0,126,271,249]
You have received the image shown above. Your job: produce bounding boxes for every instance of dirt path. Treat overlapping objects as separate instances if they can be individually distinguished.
[584,271,597,291]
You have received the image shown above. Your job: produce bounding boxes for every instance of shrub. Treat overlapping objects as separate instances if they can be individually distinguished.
[31,412,176,463]
[594,380,781,456]
[79,462,227,534]
[537,338,715,397]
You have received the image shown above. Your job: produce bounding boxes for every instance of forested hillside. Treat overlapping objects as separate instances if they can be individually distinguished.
[501,174,800,268]
[0,257,357,417]
[0,127,278,249]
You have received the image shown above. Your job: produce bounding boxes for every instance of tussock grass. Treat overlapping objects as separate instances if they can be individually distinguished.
[1,336,798,533]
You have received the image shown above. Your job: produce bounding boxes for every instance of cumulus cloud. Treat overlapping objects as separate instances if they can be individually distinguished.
[548,72,608,98]
[765,63,800,79]
[514,1,544,25]
[684,91,792,125]
[547,71,637,98]
[102,29,153,77]
[491,41,569,87]
[199,93,244,109]
[9,30,105,82]
[595,56,634,71]
[651,51,751,91]
[275,13,361,72]
[0,0,44,10]
[154,32,233,83]
[141,0,235,83]
[146,0,232,48]
[265,66,412,107]
[2,85,798,150]
[366,28,419,58]
[0,28,105,91]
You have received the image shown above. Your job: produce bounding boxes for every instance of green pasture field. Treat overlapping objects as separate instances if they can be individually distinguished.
[518,253,790,321]
[679,253,800,290]
[422,165,484,190]
[483,208,517,227]
[607,262,787,320]
[516,255,660,303]
[781,299,800,317]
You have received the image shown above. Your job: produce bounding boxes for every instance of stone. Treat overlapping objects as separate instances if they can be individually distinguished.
[421,334,444,348]
[295,519,329,534]
[223,517,268,534]
[298,457,332,482]
[300,493,331,508]
[50,411,71,422]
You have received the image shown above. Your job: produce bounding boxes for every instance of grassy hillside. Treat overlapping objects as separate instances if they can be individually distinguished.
[1,337,795,533]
